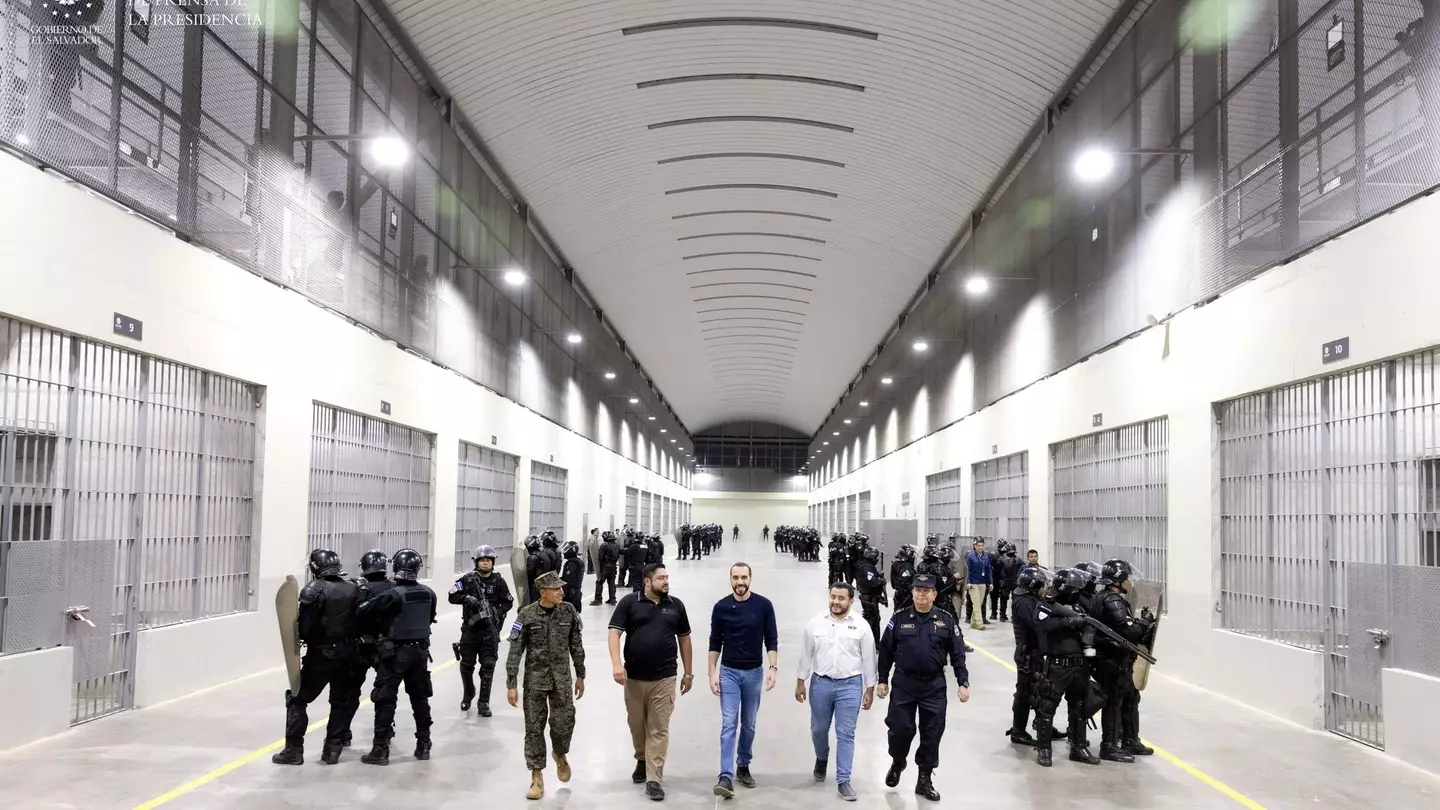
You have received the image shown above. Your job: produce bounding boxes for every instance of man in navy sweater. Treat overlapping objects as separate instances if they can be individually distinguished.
[708,562,779,798]
[963,540,993,631]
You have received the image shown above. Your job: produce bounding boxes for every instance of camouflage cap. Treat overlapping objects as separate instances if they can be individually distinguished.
[534,571,564,590]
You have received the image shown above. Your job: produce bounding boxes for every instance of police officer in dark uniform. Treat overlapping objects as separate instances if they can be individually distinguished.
[561,540,585,611]
[624,532,650,593]
[890,544,917,613]
[877,574,970,802]
[1006,565,1049,746]
[989,541,1022,621]
[647,532,665,566]
[592,530,621,604]
[540,530,563,574]
[358,548,437,765]
[855,545,888,645]
[1032,568,1101,768]
[448,545,514,717]
[1090,559,1156,761]
[678,524,691,560]
[342,549,395,748]
[524,536,546,605]
[272,548,366,766]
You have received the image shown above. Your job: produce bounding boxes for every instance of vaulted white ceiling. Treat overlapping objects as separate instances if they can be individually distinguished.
[384,0,1124,434]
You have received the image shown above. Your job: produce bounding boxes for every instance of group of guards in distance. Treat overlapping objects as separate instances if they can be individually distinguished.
[274,525,1159,801]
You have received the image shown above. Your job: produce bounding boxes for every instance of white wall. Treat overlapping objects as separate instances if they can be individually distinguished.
[1383,669,1440,775]
[0,154,689,748]
[0,647,72,750]
[693,492,809,542]
[809,184,1440,766]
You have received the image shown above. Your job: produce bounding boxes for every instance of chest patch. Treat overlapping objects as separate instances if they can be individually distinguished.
[900,623,916,630]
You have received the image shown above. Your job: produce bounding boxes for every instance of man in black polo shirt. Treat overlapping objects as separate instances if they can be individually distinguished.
[608,563,694,802]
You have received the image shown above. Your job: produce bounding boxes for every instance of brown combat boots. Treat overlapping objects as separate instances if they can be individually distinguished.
[555,753,571,782]
[526,769,544,800]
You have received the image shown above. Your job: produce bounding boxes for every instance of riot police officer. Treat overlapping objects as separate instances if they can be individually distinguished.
[855,545,888,645]
[272,549,365,766]
[345,549,395,747]
[358,548,437,765]
[646,532,665,566]
[1090,559,1155,761]
[890,544,917,612]
[561,540,585,611]
[524,536,546,605]
[591,530,621,604]
[1032,569,1100,768]
[877,575,970,802]
[1006,565,1048,746]
[448,545,514,717]
[827,534,847,583]
[989,541,1022,621]
[540,531,563,574]
[624,532,650,593]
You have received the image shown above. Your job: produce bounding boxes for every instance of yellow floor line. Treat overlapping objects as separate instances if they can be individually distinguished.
[133,659,459,810]
[969,642,1267,810]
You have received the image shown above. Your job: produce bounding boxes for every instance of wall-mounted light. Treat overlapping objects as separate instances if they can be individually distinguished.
[648,416,656,421]
[566,332,582,344]
[368,135,410,168]
[823,441,830,446]
[603,371,616,380]
[832,431,839,436]
[1073,147,1116,183]
[503,267,527,286]
[912,340,929,353]
[881,377,893,385]
[629,397,639,404]
[660,429,667,433]
[859,401,869,407]
[965,276,990,295]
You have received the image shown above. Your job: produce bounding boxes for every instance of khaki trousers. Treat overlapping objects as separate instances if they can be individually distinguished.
[967,584,989,629]
[625,676,677,782]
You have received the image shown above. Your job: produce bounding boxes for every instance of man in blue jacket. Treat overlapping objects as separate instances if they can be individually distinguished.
[963,540,992,631]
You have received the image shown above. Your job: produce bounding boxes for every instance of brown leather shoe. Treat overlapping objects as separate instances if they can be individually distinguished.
[555,753,571,783]
[526,770,544,800]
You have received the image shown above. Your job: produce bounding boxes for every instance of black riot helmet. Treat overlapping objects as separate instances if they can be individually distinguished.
[862,546,881,564]
[392,548,423,580]
[1100,558,1134,588]
[1016,565,1049,593]
[921,544,940,562]
[359,549,389,576]
[524,535,541,553]
[562,540,579,558]
[602,530,617,541]
[541,531,559,549]
[996,540,1015,555]
[309,548,342,578]
[1074,561,1102,593]
[1050,568,1089,603]
[472,545,497,562]
[854,532,870,547]
[896,544,916,562]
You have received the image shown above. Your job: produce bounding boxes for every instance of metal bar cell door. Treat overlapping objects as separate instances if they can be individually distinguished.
[310,404,435,570]
[973,452,1030,552]
[925,468,962,538]
[639,491,652,534]
[528,462,567,538]
[454,443,518,574]
[625,486,638,530]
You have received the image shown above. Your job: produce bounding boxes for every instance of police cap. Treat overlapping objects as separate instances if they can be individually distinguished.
[913,574,937,590]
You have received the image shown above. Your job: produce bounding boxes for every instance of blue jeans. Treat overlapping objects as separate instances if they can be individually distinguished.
[719,665,763,778]
[810,674,862,783]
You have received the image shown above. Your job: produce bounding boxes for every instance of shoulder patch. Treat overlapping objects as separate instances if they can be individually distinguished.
[507,619,523,642]
[1037,608,1050,621]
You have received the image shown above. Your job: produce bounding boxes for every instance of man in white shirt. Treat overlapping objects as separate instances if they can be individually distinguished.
[795,582,878,802]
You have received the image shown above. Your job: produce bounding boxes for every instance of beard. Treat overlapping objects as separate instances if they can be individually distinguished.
[733,584,749,596]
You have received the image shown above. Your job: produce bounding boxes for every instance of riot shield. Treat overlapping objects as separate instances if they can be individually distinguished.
[274,575,302,697]
[584,533,602,576]
[510,545,530,606]
[1127,580,1164,690]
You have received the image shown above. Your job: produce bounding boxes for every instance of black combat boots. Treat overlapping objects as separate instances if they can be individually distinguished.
[1036,746,1053,767]
[461,685,475,712]
[915,769,941,802]
[884,758,905,787]
[414,736,432,761]
[270,745,303,765]
[360,743,390,766]
[632,758,648,784]
[320,743,342,765]
[1069,744,1101,765]
[1006,727,1037,746]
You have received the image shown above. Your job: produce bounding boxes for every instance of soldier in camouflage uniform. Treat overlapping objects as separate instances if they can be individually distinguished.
[507,570,587,801]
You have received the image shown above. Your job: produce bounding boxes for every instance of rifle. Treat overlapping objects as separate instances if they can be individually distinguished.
[1045,601,1157,665]
[461,573,494,627]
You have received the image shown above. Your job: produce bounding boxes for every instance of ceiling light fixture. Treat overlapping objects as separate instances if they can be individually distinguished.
[912,340,928,352]
[859,400,869,407]
[648,416,656,421]
[832,431,840,436]
[1074,146,1117,183]
[660,429,667,433]
[823,441,830,446]
[566,332,582,344]
[604,371,616,380]
[843,419,852,424]
[368,135,410,168]
[629,397,639,404]
[881,376,893,385]
[965,276,990,295]
[503,267,527,286]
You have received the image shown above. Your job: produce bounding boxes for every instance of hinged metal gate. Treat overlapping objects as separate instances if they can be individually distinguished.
[625,486,637,529]
[1218,349,1440,750]
[527,461,567,538]
[973,451,1030,553]
[2,317,260,725]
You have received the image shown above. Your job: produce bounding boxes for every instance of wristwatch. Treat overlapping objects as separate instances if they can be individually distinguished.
[959,681,970,689]
[767,665,778,671]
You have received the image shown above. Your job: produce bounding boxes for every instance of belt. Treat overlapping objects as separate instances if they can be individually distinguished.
[895,668,943,682]
[1050,655,1088,667]
[814,673,862,681]
[394,639,429,647]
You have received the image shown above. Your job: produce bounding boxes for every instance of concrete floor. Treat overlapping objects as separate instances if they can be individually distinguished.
[2,543,1438,809]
